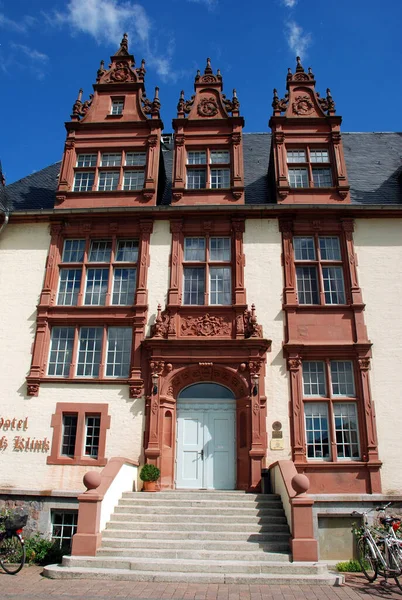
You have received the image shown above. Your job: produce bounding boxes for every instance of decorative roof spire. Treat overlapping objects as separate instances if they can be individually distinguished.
[115,32,129,56]
[296,56,304,72]
[205,57,213,75]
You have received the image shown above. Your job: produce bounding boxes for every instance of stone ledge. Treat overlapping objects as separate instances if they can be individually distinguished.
[0,488,81,498]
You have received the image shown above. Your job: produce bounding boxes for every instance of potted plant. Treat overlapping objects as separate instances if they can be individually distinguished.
[139,463,160,492]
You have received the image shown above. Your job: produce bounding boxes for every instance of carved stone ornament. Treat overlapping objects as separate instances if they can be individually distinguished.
[110,61,134,82]
[244,304,263,339]
[129,382,144,398]
[293,73,310,81]
[151,304,171,339]
[288,357,302,371]
[201,75,217,83]
[181,314,231,337]
[197,97,219,117]
[358,358,371,371]
[27,383,40,397]
[292,95,314,116]
[272,89,289,114]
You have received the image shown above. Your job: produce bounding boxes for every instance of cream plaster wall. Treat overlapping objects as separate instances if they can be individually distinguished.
[354,219,402,495]
[146,220,171,336]
[244,219,290,464]
[0,223,144,493]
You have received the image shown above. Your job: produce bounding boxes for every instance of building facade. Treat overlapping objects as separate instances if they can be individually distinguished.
[1,36,402,559]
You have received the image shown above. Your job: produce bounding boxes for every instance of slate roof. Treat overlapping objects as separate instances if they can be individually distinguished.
[5,133,402,211]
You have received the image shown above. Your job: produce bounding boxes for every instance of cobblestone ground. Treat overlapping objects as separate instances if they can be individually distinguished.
[0,567,401,600]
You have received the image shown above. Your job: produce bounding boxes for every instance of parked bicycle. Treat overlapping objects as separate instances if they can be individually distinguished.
[0,510,27,574]
[352,504,402,590]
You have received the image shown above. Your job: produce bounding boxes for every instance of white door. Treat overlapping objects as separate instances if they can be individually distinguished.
[176,403,235,490]
[176,411,204,489]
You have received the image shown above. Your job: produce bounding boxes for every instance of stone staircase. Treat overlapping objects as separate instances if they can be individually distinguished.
[44,490,340,585]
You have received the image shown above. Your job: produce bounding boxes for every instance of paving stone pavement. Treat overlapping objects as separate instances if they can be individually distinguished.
[0,566,401,600]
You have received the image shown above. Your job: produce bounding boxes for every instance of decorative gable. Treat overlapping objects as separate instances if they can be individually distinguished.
[269,57,350,204]
[56,34,163,209]
[172,59,245,205]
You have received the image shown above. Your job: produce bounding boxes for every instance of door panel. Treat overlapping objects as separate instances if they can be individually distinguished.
[177,405,235,490]
[176,412,204,488]
[206,413,235,490]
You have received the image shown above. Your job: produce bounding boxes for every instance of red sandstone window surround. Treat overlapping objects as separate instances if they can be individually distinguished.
[302,359,360,461]
[186,149,231,190]
[293,235,346,305]
[73,150,147,192]
[286,147,333,189]
[47,403,110,466]
[26,219,153,396]
[183,237,232,305]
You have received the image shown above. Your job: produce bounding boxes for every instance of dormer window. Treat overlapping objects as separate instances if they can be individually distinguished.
[73,150,146,193]
[111,99,124,115]
[287,147,332,188]
[186,149,231,190]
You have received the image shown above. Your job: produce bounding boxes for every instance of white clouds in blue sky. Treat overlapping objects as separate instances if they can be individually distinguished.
[285,20,312,58]
[44,0,175,78]
[185,0,218,10]
[0,13,36,33]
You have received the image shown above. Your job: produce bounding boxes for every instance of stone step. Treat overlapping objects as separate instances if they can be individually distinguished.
[62,555,329,576]
[108,518,287,530]
[118,498,283,509]
[97,547,290,561]
[123,492,280,501]
[43,564,342,586]
[102,528,289,541]
[111,511,286,523]
[113,505,284,516]
[101,533,289,547]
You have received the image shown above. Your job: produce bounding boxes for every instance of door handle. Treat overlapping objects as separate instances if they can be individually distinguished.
[199,449,204,460]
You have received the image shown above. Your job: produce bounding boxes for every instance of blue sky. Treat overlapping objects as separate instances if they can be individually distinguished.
[1,0,401,184]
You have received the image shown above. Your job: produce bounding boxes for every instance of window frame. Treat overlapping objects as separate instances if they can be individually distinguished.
[186,148,231,190]
[293,234,347,306]
[182,236,232,306]
[286,146,333,189]
[47,325,133,380]
[302,359,361,462]
[47,403,110,466]
[110,98,124,115]
[56,237,139,308]
[73,150,147,193]
[51,510,78,549]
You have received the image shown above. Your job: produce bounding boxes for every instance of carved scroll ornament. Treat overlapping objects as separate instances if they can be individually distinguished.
[181,314,231,337]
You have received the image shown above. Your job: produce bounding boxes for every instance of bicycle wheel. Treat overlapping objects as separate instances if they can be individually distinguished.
[0,533,25,574]
[357,537,378,582]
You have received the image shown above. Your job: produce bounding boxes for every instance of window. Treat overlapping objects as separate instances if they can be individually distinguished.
[56,238,138,307]
[111,99,124,115]
[48,403,110,466]
[303,360,360,461]
[183,237,231,305]
[48,326,132,379]
[73,151,146,192]
[186,149,231,190]
[287,147,333,188]
[294,236,346,305]
[52,511,78,549]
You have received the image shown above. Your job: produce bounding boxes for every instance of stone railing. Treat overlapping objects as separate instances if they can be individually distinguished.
[71,457,139,556]
[269,460,318,561]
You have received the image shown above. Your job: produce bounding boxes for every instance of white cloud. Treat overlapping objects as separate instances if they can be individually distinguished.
[45,0,176,79]
[0,13,36,33]
[8,43,49,80]
[186,0,218,10]
[11,43,48,63]
[282,0,297,6]
[285,20,311,59]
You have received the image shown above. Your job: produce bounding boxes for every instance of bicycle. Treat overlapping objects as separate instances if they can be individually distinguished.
[352,504,402,590]
[0,510,27,574]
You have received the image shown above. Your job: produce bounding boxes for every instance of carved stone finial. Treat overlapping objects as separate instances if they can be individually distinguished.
[121,33,128,52]
[296,56,304,72]
[244,304,263,338]
[205,57,212,74]
[151,86,161,117]
[217,69,222,78]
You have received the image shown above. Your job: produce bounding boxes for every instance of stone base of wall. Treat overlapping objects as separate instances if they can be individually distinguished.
[312,494,402,561]
[0,489,79,539]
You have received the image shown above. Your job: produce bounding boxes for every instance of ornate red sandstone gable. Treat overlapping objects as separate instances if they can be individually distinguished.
[269,57,350,203]
[172,59,245,205]
[56,34,163,208]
